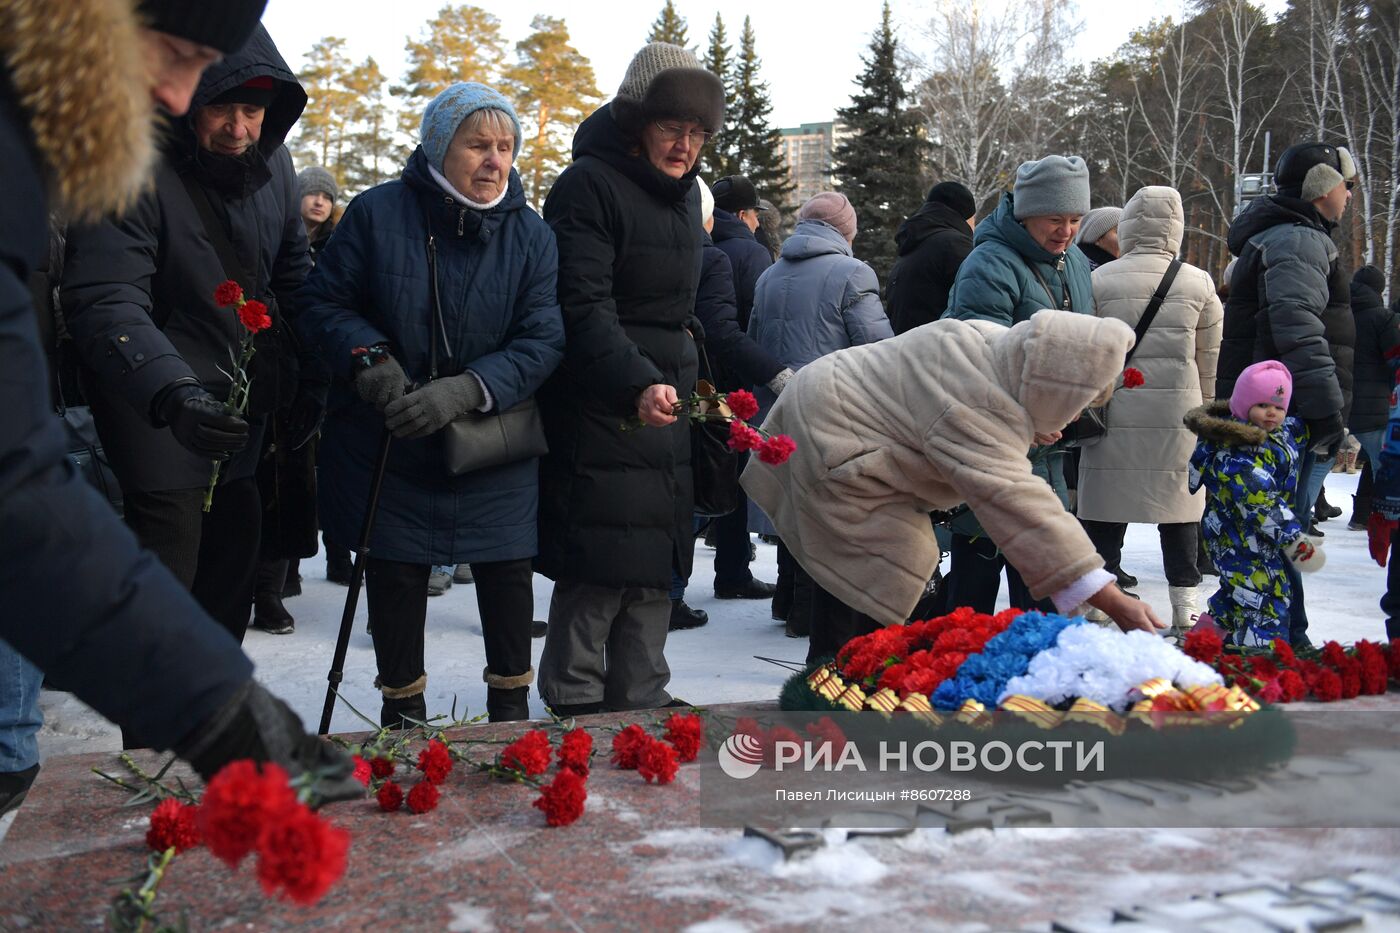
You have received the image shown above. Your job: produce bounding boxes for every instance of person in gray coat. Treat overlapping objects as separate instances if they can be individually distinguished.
[747,191,893,638]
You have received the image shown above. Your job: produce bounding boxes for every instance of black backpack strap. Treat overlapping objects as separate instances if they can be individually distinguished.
[1123,258,1182,368]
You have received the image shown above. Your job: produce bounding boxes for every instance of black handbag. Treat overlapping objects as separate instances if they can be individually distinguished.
[60,398,124,514]
[1061,258,1182,447]
[425,217,548,476]
[690,341,741,517]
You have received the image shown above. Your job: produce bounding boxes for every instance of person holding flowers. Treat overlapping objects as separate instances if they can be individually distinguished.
[743,309,1167,663]
[297,82,564,726]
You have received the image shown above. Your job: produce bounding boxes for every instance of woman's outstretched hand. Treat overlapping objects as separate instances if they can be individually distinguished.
[1086,581,1167,634]
[636,383,680,427]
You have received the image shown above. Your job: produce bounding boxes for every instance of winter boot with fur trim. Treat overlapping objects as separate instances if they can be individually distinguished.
[378,675,428,729]
[484,666,534,722]
[1168,585,1198,640]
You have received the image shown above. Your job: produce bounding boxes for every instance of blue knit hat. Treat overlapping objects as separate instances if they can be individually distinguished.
[420,83,523,174]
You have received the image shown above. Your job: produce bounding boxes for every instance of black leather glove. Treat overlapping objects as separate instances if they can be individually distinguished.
[160,385,249,459]
[283,384,327,450]
[353,355,408,411]
[175,681,363,805]
[1303,412,1345,455]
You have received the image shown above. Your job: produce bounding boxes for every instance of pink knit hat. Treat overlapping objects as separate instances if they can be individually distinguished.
[798,192,857,241]
[1230,360,1292,421]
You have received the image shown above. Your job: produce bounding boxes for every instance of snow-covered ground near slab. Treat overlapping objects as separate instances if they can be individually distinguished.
[35,470,1386,757]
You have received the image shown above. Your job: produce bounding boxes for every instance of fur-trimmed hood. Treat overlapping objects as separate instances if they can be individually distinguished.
[0,0,155,221]
[1184,400,1269,447]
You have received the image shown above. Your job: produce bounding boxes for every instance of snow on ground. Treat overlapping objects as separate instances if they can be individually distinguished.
[36,470,1385,758]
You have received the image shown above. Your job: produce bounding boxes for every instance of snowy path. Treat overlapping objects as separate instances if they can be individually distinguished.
[36,471,1385,756]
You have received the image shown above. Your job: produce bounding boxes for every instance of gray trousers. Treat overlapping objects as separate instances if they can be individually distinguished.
[538,581,672,710]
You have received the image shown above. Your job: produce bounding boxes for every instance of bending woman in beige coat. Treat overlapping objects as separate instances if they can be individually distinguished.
[742,309,1166,661]
[1076,186,1223,637]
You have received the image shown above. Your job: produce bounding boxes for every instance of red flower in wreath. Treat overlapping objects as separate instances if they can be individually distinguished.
[416,739,454,785]
[375,781,403,812]
[663,712,704,763]
[237,299,272,334]
[725,389,759,421]
[727,420,763,452]
[533,767,587,826]
[406,780,441,814]
[1121,367,1145,388]
[637,736,679,785]
[214,279,244,308]
[757,434,797,465]
[146,797,201,853]
[501,729,552,777]
[253,806,350,905]
[1183,628,1224,665]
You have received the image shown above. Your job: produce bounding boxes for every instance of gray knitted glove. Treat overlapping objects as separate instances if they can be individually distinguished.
[767,367,796,395]
[353,356,408,411]
[383,374,486,439]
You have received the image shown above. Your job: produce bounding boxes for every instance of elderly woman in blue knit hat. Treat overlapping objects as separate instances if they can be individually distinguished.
[297,82,565,726]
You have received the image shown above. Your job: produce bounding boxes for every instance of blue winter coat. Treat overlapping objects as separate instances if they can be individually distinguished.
[942,190,1094,539]
[695,234,783,389]
[746,219,892,532]
[711,207,773,330]
[944,191,1094,326]
[296,149,564,565]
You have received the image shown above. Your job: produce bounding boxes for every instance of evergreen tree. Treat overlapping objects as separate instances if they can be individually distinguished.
[342,57,400,194]
[700,13,739,179]
[728,17,794,208]
[646,0,689,47]
[295,37,359,172]
[832,2,928,283]
[506,16,600,207]
[396,4,507,142]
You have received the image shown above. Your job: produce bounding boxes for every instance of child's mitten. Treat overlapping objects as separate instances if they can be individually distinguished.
[1283,535,1327,573]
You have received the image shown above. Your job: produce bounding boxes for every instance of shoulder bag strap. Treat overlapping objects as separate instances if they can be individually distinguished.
[1123,258,1182,368]
[179,172,259,297]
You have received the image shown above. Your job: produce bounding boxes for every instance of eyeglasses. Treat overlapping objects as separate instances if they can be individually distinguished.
[654,121,712,146]
[1345,180,1356,191]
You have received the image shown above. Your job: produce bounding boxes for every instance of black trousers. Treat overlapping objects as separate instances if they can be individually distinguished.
[791,562,881,666]
[943,533,1052,615]
[366,556,534,691]
[1080,519,1202,588]
[122,478,261,644]
[713,455,754,589]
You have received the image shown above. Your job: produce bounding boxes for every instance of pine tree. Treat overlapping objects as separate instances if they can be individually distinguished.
[342,57,400,194]
[646,0,689,47]
[728,17,794,208]
[295,37,359,173]
[396,4,507,142]
[700,13,740,179]
[832,2,928,283]
[506,16,600,207]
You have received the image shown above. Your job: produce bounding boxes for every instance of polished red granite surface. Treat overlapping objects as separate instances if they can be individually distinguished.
[3,702,1400,931]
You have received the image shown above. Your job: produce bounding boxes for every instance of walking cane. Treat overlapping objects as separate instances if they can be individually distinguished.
[319,426,393,735]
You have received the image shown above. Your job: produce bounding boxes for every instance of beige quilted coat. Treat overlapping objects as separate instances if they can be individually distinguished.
[1076,187,1223,524]
[741,310,1136,626]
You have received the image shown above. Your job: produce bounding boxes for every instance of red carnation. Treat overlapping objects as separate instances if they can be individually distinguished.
[406,780,441,814]
[1312,669,1343,702]
[197,760,299,868]
[757,434,796,465]
[1257,678,1284,704]
[558,728,594,775]
[1277,669,1307,701]
[237,299,272,334]
[416,739,454,785]
[501,730,552,777]
[253,806,350,906]
[638,736,679,785]
[146,797,201,853]
[725,389,760,422]
[533,767,588,826]
[762,725,803,768]
[727,420,763,452]
[351,756,371,787]
[1388,640,1400,680]
[805,717,847,754]
[1183,628,1224,665]
[1121,367,1145,388]
[611,724,650,770]
[375,781,403,812]
[369,756,396,779]
[1271,639,1298,667]
[214,280,244,308]
[663,712,704,763]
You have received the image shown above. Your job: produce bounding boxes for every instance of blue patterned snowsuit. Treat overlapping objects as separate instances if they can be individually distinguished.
[1186,402,1307,646]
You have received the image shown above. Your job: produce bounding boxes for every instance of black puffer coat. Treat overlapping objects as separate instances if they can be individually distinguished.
[1216,195,1354,423]
[537,104,702,588]
[696,234,783,389]
[886,199,973,334]
[1347,266,1400,433]
[62,26,312,492]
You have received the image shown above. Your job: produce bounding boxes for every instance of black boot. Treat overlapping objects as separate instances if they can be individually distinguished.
[549,700,603,717]
[326,545,353,585]
[379,686,428,730]
[281,557,302,598]
[1315,486,1342,521]
[484,667,534,722]
[0,763,39,816]
[252,560,295,635]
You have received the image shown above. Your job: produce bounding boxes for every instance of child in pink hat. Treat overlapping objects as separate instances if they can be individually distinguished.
[1184,361,1324,646]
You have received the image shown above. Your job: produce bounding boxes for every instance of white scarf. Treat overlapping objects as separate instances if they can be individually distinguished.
[428,164,507,211]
